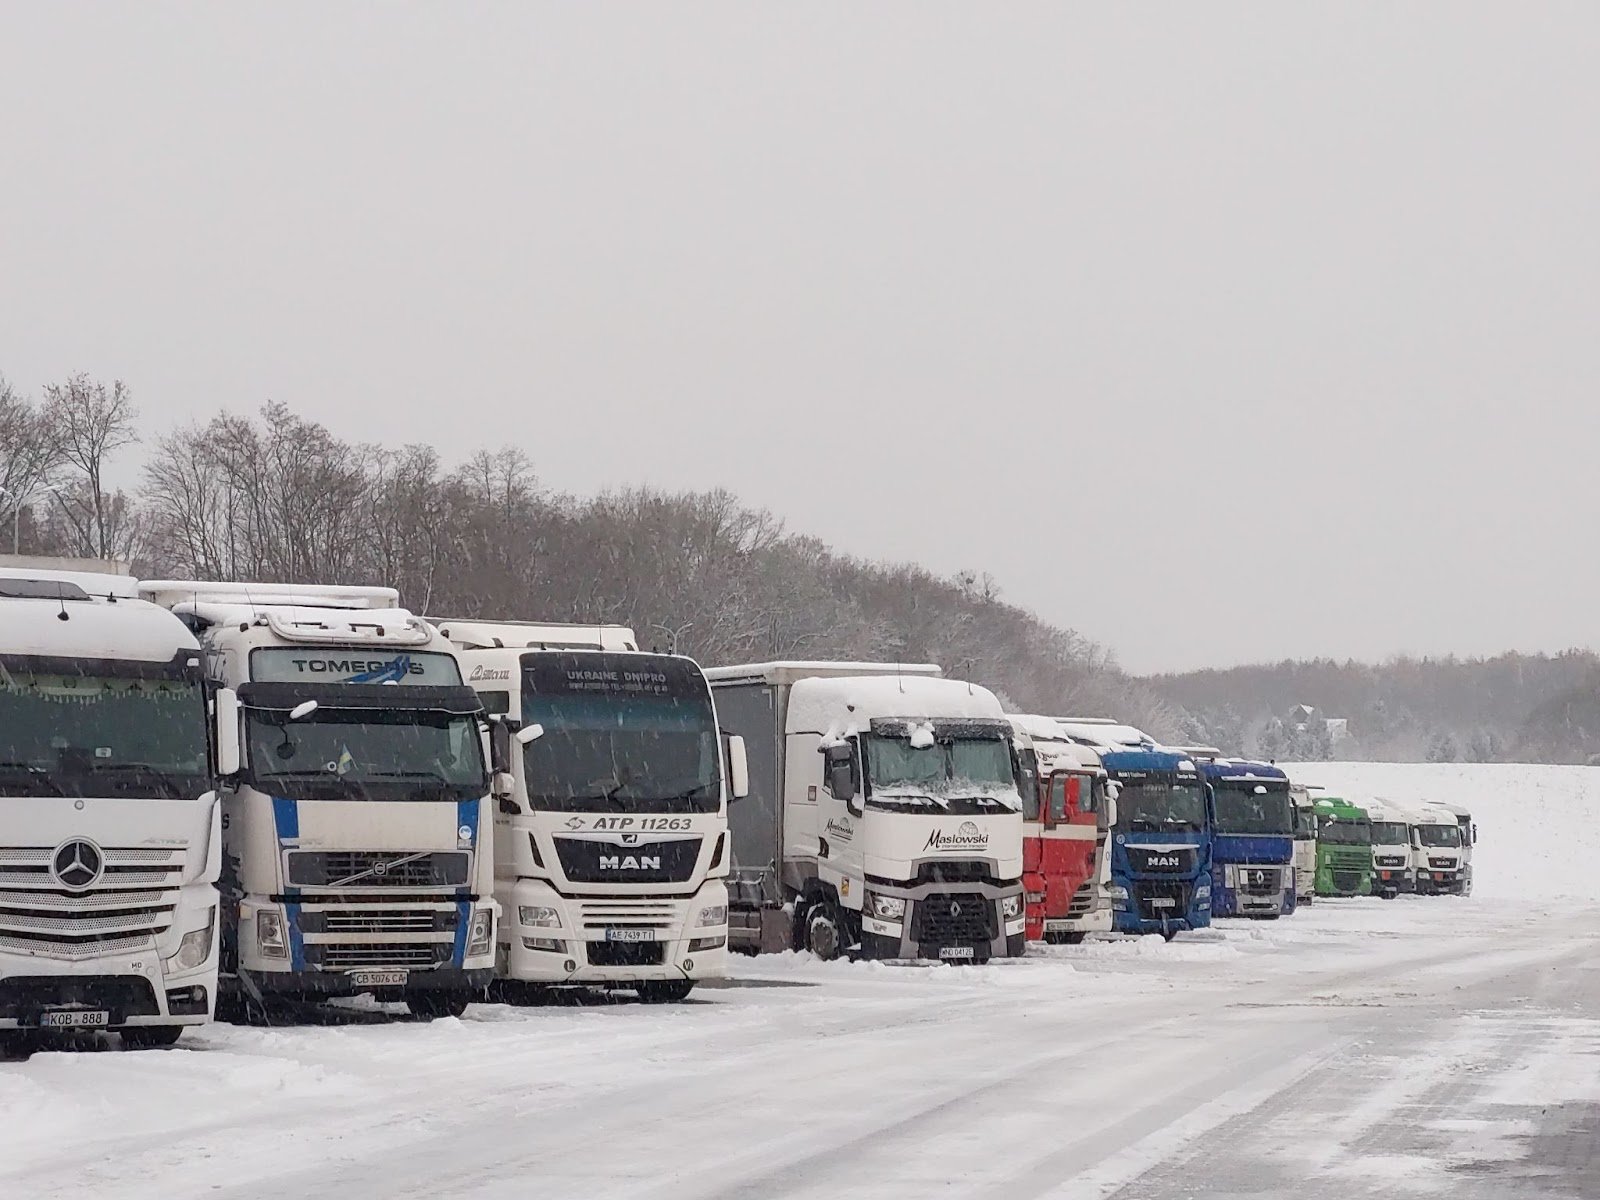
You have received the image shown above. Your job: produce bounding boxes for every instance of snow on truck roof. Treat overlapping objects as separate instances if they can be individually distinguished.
[703,661,943,685]
[1197,759,1289,782]
[0,581,199,663]
[434,620,638,651]
[785,674,1004,731]
[139,581,433,647]
[1053,719,1159,750]
[140,580,399,611]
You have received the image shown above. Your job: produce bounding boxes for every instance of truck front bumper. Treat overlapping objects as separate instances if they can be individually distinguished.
[0,924,218,1030]
[857,878,1026,962]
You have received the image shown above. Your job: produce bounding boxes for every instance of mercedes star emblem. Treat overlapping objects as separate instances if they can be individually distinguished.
[52,839,104,890]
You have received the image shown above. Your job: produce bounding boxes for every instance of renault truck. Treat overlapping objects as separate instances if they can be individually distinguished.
[140,581,497,1019]
[1057,721,1212,939]
[1007,715,1115,944]
[1192,757,1295,919]
[0,562,224,1046]
[432,619,744,1003]
[707,662,1026,963]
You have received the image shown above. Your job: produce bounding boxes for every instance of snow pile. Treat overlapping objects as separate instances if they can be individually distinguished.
[1282,761,1600,901]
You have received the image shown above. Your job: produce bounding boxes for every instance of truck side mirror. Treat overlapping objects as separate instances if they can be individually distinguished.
[726,734,749,800]
[1106,795,1118,828]
[823,744,857,806]
[215,687,241,778]
[489,717,513,775]
[515,722,545,745]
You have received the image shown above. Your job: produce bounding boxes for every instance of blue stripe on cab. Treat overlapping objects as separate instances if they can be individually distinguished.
[273,796,299,840]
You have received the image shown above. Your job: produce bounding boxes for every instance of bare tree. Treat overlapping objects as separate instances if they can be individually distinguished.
[42,375,140,560]
[0,378,66,552]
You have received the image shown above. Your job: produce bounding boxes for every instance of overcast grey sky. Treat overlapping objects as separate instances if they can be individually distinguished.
[2,5,1597,673]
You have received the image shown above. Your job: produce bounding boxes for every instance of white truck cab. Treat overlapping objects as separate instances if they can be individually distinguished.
[1363,798,1419,898]
[1289,785,1318,905]
[0,562,224,1046]
[1436,802,1475,895]
[433,619,743,1003]
[140,581,498,1018]
[708,662,1026,963]
[1411,802,1469,896]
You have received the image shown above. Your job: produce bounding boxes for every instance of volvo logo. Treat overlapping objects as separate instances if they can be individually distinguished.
[372,860,390,876]
[52,839,104,890]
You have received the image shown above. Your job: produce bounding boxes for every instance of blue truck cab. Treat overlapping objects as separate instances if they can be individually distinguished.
[1053,730,1210,939]
[1192,757,1295,919]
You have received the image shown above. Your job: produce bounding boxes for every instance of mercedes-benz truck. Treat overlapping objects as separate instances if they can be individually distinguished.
[140,581,497,1019]
[433,620,744,1004]
[707,662,1026,963]
[0,562,223,1046]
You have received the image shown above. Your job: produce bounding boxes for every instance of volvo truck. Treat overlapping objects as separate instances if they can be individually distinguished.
[707,663,1026,963]
[1058,721,1212,939]
[1313,796,1373,897]
[1192,757,1295,919]
[1411,802,1468,896]
[0,562,224,1046]
[433,619,744,1003]
[1364,798,1418,898]
[1290,785,1318,905]
[1007,715,1115,944]
[140,581,497,1019]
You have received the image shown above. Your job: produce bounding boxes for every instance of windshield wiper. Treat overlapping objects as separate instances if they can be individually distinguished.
[0,761,66,797]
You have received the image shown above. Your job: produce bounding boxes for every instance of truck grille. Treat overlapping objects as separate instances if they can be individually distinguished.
[298,907,457,935]
[0,975,160,1020]
[1330,870,1365,893]
[0,846,183,957]
[1066,882,1095,917]
[1375,855,1408,868]
[552,838,702,885]
[1134,880,1191,921]
[304,941,453,970]
[586,940,666,968]
[287,851,469,889]
[912,892,995,944]
[579,900,680,932]
[1238,867,1281,896]
[1428,857,1456,870]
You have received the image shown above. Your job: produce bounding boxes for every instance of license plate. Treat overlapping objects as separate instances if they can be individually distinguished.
[606,928,653,943]
[348,970,409,987]
[1149,898,1177,909]
[938,946,975,960]
[39,1010,109,1029]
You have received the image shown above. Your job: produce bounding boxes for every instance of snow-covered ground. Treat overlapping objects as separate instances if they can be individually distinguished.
[3,763,1599,1199]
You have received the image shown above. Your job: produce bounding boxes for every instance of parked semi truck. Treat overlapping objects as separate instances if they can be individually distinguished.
[1058,721,1212,939]
[1313,796,1373,897]
[1435,802,1475,895]
[1290,785,1318,905]
[0,562,224,1046]
[1007,715,1115,944]
[1411,802,1469,896]
[434,620,743,1003]
[1364,798,1418,898]
[1193,757,1295,919]
[707,662,1026,962]
[140,582,497,1019]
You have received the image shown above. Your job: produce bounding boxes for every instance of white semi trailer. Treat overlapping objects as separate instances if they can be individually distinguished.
[139,582,497,1018]
[433,620,745,1003]
[0,563,224,1046]
[706,662,1026,962]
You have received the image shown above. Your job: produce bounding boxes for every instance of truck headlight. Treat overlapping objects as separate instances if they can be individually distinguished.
[696,904,727,928]
[867,892,906,921]
[519,906,561,928]
[1104,885,1129,901]
[167,909,216,972]
[1195,885,1211,901]
[467,909,494,957]
[257,909,287,959]
[1001,895,1023,919]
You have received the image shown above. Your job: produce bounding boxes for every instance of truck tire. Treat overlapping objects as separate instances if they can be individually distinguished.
[1044,931,1086,945]
[121,1026,184,1049]
[805,903,846,961]
[406,992,472,1020]
[637,980,695,1004]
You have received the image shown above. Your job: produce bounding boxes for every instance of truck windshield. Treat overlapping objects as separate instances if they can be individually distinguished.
[1114,780,1207,833]
[1211,782,1292,835]
[1418,824,1461,847]
[0,671,208,800]
[1294,806,1317,837]
[866,734,1016,798]
[1319,818,1371,845]
[1371,821,1410,844]
[519,653,721,814]
[1048,773,1101,821]
[246,707,487,800]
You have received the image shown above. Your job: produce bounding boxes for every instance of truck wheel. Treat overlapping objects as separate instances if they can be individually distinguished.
[406,992,472,1020]
[805,903,846,961]
[121,1026,184,1049]
[1161,929,1178,942]
[1043,931,1086,945]
[637,980,695,1004]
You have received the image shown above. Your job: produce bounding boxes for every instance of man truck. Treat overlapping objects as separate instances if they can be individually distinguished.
[1191,756,1295,919]
[0,562,224,1046]
[1007,715,1115,944]
[1364,798,1418,898]
[433,619,744,1003]
[1313,796,1373,897]
[707,662,1026,962]
[1057,721,1212,939]
[1411,802,1469,896]
[140,581,497,1019]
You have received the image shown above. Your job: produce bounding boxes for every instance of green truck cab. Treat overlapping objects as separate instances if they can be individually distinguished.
[1313,797,1373,897]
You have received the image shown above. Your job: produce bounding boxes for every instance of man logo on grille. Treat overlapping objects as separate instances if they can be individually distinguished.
[52,839,104,890]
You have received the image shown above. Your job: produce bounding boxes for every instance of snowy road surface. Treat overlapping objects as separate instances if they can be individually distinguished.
[2,764,1597,1199]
